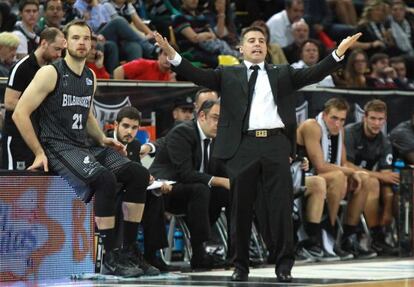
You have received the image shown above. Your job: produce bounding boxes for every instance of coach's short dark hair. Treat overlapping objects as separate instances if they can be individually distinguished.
[116,106,142,123]
[241,26,266,43]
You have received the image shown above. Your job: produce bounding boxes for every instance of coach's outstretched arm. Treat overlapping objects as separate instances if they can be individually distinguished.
[154,32,178,61]
[335,33,362,57]
[12,66,58,172]
[153,32,221,90]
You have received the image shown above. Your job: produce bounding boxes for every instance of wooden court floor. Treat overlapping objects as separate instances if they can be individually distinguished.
[1,257,413,287]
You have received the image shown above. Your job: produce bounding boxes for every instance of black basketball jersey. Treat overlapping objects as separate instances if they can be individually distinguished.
[5,52,41,137]
[38,59,94,146]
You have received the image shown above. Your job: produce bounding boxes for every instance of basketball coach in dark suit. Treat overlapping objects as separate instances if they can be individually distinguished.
[150,100,230,269]
[154,29,361,282]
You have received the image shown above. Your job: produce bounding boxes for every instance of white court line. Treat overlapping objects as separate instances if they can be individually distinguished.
[187,259,414,281]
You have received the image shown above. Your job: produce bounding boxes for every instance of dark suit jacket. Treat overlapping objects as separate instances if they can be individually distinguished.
[173,54,342,159]
[150,120,223,185]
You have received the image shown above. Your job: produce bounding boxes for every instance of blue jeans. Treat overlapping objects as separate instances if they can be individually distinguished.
[99,17,155,60]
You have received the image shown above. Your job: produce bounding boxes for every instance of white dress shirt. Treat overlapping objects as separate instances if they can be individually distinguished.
[168,51,344,131]
[244,61,285,130]
[266,10,297,47]
[197,121,210,173]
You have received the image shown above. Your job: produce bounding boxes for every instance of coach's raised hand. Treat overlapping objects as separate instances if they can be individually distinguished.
[336,32,362,58]
[154,32,177,60]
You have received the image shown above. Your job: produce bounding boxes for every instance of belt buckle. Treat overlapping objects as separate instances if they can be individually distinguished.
[255,130,267,137]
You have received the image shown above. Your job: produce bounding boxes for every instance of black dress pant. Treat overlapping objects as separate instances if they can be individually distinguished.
[164,182,230,252]
[226,133,295,273]
[164,182,211,248]
[142,191,168,254]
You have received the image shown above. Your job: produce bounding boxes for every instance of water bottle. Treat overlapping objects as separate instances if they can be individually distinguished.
[137,225,145,253]
[173,227,184,261]
[393,159,405,192]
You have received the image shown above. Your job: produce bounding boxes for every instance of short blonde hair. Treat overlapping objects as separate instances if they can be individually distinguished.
[0,32,20,48]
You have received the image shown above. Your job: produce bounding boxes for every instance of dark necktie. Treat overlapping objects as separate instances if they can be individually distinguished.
[243,65,260,131]
[203,138,210,173]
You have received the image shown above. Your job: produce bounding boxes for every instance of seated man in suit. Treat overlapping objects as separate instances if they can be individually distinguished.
[150,99,230,269]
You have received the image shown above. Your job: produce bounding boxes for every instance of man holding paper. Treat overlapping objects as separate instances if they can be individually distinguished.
[150,99,230,270]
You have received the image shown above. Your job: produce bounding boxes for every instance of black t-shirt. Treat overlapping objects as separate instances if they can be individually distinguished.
[345,121,393,170]
[5,52,41,137]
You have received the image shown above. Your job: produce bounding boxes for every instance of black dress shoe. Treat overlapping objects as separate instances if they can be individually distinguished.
[191,253,226,270]
[231,269,248,281]
[276,270,292,283]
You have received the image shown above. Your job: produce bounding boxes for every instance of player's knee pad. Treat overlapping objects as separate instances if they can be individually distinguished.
[117,162,149,203]
[91,169,117,217]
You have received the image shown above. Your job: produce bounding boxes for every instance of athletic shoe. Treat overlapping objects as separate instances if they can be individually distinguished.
[103,248,144,277]
[333,244,354,261]
[124,243,160,276]
[342,234,377,259]
[371,239,399,256]
[295,246,316,263]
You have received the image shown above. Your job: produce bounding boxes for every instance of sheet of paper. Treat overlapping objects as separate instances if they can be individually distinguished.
[147,180,176,190]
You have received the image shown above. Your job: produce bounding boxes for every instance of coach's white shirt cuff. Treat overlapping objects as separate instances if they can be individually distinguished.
[332,50,345,62]
[168,53,182,66]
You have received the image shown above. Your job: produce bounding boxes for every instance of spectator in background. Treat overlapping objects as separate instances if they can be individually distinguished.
[389,1,414,56]
[146,0,181,37]
[283,20,310,64]
[38,0,64,31]
[390,56,414,89]
[74,0,156,61]
[326,0,357,26]
[62,0,82,25]
[250,20,288,64]
[202,0,239,48]
[390,109,414,165]
[0,2,17,32]
[266,0,304,47]
[366,53,398,89]
[100,0,154,41]
[0,32,20,76]
[339,49,369,88]
[86,35,110,79]
[113,48,175,81]
[291,39,335,87]
[303,0,355,45]
[13,0,40,59]
[355,0,395,58]
[173,0,239,68]
[243,0,283,24]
